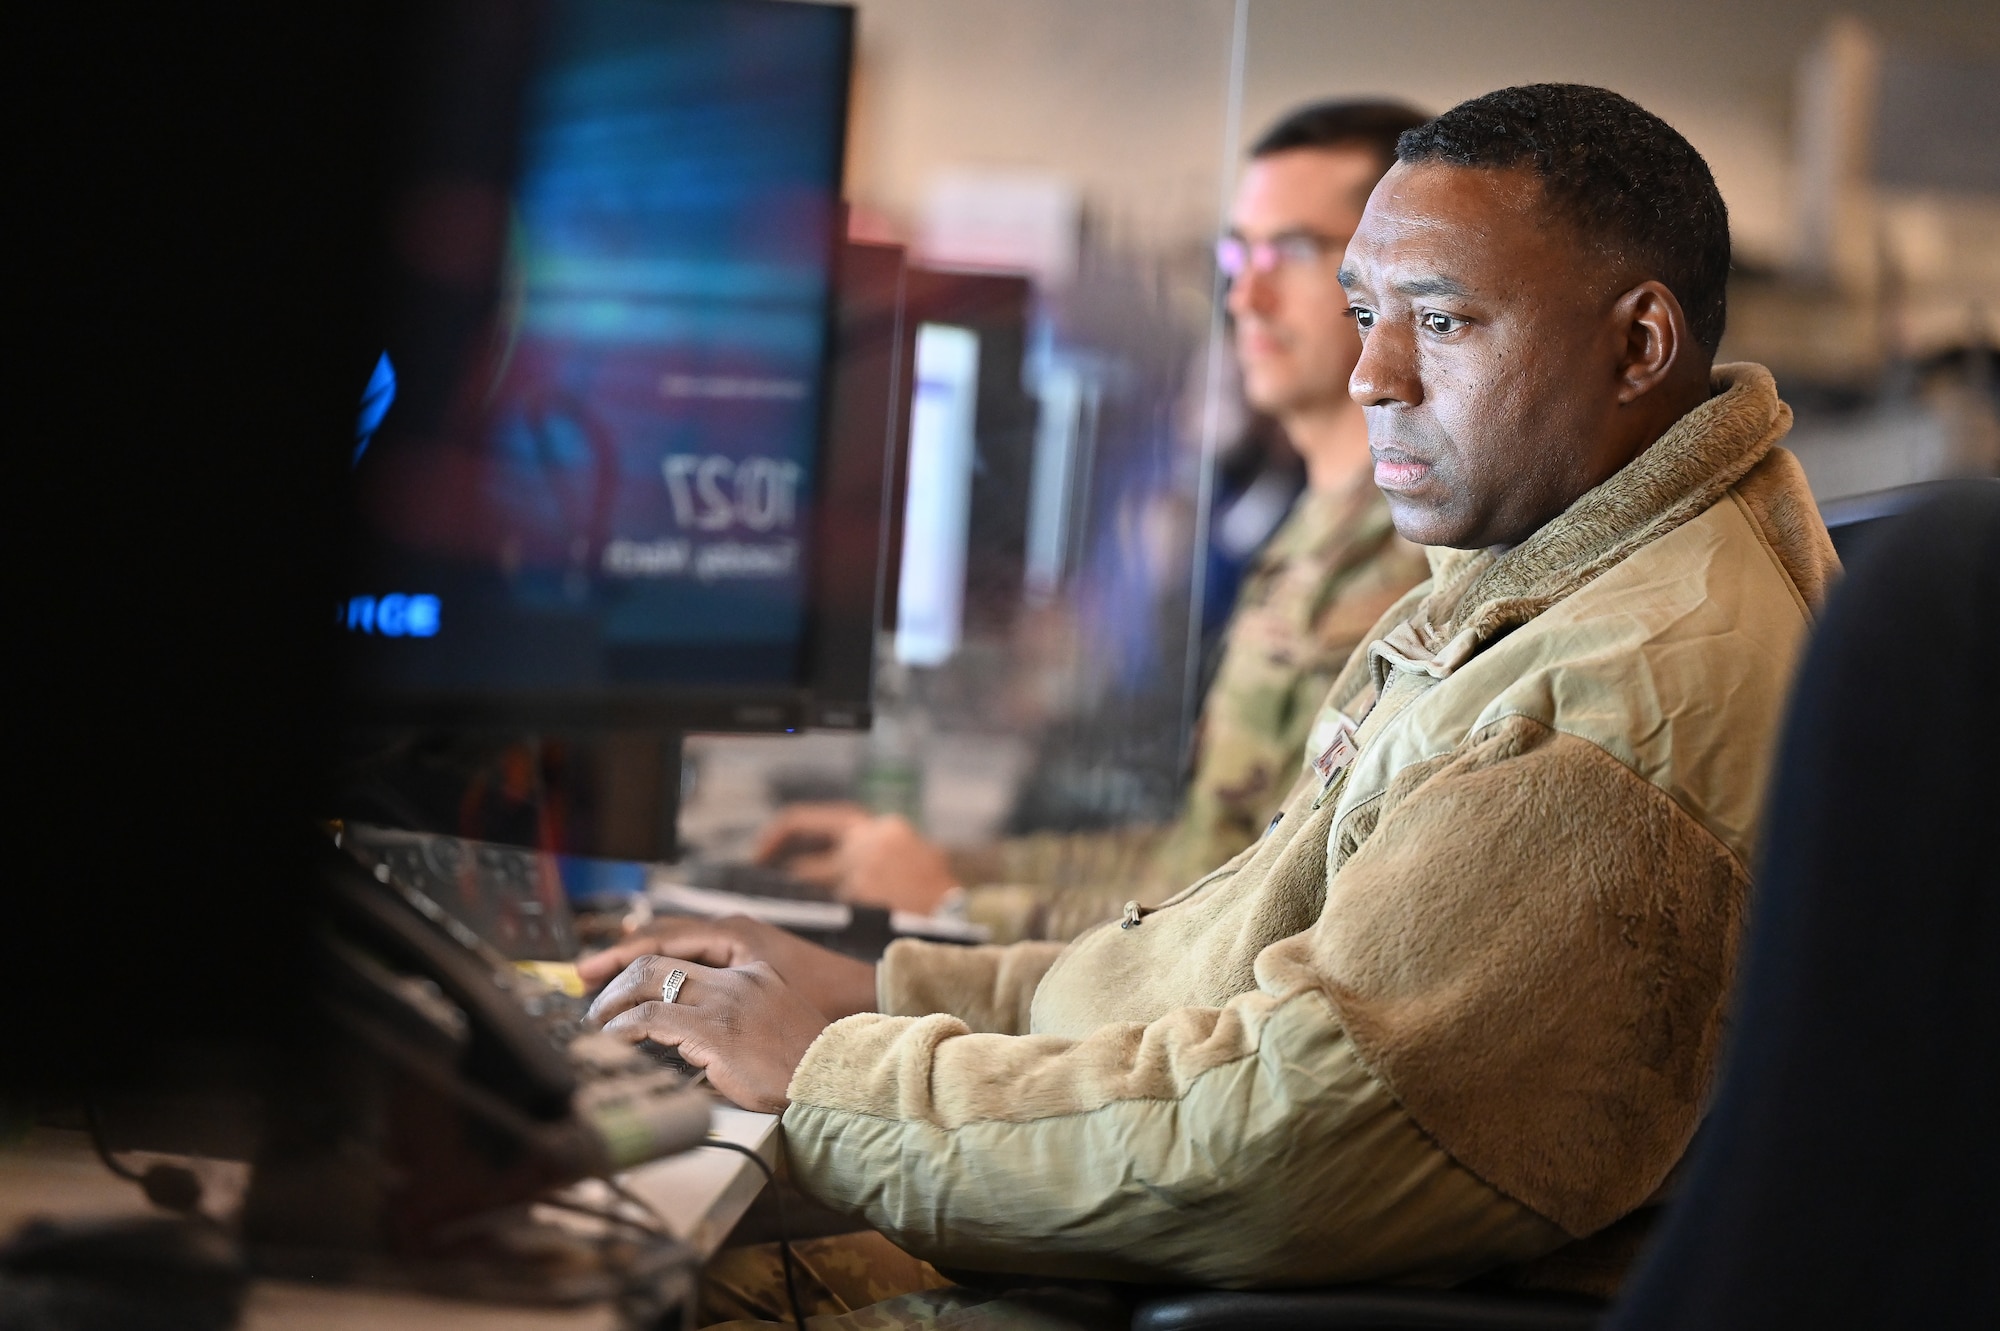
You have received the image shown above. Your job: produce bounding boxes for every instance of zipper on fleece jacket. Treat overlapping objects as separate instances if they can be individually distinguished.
[1119,847,1252,929]
[1117,664,1434,931]
[1118,775,1326,929]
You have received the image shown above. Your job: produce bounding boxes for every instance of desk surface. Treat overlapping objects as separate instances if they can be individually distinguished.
[0,1106,781,1329]
[581,1104,780,1259]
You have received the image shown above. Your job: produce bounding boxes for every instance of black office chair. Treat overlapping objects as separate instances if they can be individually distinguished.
[1131,1286,1602,1330]
[1602,481,2000,1327]
[1136,484,2000,1331]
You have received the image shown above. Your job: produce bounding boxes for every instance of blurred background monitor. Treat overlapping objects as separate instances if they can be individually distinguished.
[894,322,981,666]
[344,0,854,733]
[890,269,1037,668]
[807,240,916,728]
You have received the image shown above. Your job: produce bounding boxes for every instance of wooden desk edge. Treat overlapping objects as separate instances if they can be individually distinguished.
[616,1104,781,1259]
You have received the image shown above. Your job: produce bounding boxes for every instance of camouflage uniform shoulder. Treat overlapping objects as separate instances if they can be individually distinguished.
[1153,480,1429,884]
[959,480,1431,941]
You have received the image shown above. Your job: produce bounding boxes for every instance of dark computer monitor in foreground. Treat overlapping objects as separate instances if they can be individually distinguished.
[21,0,867,1304]
[345,0,855,735]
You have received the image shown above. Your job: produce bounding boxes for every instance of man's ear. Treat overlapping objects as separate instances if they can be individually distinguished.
[1612,279,1691,404]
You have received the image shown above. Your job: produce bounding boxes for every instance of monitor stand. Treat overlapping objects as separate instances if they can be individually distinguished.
[589,732,684,865]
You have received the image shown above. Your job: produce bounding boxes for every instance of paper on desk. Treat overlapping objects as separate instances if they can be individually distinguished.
[644,877,988,943]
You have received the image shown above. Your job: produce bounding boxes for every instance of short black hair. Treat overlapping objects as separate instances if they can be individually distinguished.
[1251,99,1431,175]
[1397,84,1731,354]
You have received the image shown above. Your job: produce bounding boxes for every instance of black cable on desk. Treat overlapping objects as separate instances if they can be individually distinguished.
[84,1105,205,1215]
[698,1139,807,1329]
[605,1176,674,1235]
[83,1105,148,1183]
[538,1194,665,1239]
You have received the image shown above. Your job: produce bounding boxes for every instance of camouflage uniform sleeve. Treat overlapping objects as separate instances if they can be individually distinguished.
[947,826,1170,944]
[950,485,1430,947]
[1151,484,1430,888]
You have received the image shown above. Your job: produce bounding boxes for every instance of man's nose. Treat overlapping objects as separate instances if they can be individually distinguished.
[1349,320,1421,409]
[1225,267,1277,321]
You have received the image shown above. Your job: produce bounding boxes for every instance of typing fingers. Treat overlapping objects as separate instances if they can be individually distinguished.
[600,1001,711,1067]
[578,919,752,986]
[750,801,870,865]
[585,955,716,1027]
[776,849,842,889]
[576,937,670,986]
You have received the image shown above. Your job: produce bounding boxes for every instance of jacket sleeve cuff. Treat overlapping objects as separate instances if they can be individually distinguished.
[876,938,1069,1034]
[786,1010,961,1114]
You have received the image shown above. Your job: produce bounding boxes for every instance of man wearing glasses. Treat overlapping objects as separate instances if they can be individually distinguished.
[748,102,1434,944]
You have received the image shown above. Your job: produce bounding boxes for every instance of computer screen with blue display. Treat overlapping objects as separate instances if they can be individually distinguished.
[346,0,853,729]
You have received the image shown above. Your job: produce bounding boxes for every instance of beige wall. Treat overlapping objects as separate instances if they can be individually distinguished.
[835,0,2000,265]
[841,0,1240,253]
[1241,0,2000,266]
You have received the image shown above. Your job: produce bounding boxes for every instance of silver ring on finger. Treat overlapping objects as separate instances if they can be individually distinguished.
[659,967,689,1005]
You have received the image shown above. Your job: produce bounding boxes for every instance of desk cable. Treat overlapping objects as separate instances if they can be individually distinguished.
[698,1139,807,1328]
[83,1104,207,1218]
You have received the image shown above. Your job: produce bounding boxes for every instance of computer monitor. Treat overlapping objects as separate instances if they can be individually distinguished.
[344,0,854,733]
[806,240,916,728]
[887,268,1035,667]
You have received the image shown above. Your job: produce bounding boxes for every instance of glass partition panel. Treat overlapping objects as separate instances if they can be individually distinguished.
[680,0,1249,865]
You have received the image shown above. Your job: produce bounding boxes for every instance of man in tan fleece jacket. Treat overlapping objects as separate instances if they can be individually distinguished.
[583,84,1839,1322]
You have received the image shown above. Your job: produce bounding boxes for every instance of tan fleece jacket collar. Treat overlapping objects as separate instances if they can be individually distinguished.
[1374,364,1792,681]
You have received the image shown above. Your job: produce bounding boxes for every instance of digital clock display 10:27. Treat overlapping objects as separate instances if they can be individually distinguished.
[661,454,803,533]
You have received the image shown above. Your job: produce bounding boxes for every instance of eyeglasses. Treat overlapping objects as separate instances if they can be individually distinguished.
[1214,231,1339,279]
